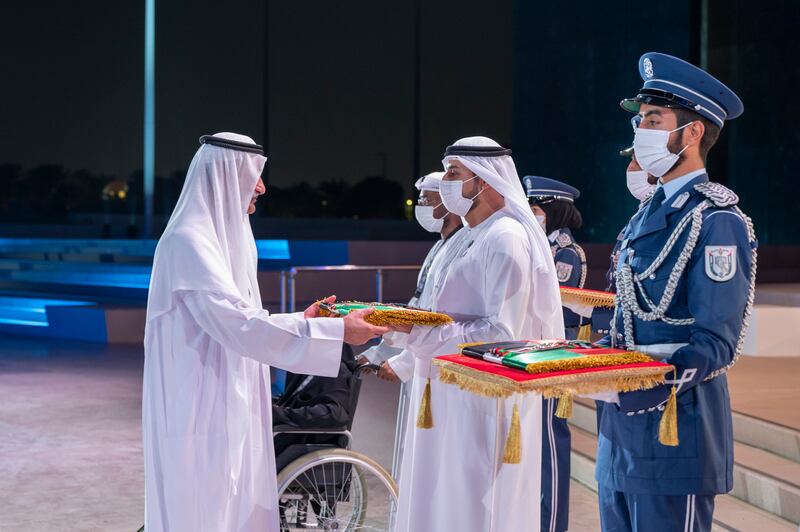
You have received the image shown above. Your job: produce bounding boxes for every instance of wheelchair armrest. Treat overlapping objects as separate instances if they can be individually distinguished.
[273,425,352,437]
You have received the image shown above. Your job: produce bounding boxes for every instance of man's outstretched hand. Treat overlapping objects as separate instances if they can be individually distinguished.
[305,297,393,345]
[304,295,336,319]
[378,361,399,383]
[343,307,391,345]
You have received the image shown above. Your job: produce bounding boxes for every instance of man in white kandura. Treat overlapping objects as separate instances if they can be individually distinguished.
[360,170,467,476]
[389,137,565,531]
[142,133,389,532]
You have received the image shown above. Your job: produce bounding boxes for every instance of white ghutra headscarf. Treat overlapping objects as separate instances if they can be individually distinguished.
[443,136,564,338]
[147,132,267,323]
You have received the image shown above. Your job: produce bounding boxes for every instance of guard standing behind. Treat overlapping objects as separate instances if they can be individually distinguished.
[525,176,588,340]
[523,175,585,532]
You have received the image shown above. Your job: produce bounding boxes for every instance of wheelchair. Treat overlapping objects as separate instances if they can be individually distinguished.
[273,361,399,531]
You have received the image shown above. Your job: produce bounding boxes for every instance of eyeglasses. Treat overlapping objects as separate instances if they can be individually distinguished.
[417,195,438,207]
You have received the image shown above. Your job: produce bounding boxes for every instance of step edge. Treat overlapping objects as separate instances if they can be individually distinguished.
[568,447,800,528]
[570,400,800,464]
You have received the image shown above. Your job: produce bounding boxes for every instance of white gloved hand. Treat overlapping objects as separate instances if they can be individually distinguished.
[580,391,620,404]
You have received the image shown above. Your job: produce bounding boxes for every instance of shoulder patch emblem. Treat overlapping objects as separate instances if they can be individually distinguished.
[705,246,737,282]
[556,261,574,283]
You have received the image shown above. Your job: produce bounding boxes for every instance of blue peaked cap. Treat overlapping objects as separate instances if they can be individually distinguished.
[620,52,743,128]
[523,176,580,202]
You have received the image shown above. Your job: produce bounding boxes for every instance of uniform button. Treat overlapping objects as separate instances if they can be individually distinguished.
[649,274,656,280]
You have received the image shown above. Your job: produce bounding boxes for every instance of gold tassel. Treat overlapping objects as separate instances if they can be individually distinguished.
[555,395,573,419]
[503,404,522,464]
[416,378,433,429]
[577,324,592,341]
[658,379,679,446]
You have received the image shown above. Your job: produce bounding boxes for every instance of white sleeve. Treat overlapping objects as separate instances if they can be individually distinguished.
[360,339,404,364]
[406,232,532,360]
[380,330,409,349]
[562,300,594,318]
[386,350,415,382]
[181,291,344,377]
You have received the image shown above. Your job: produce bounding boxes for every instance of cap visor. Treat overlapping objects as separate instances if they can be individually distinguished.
[620,98,641,114]
[619,145,634,157]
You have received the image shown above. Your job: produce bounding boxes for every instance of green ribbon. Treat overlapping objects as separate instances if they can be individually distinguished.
[501,348,583,371]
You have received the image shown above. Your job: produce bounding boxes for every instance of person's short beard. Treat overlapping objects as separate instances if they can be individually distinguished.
[667,130,687,166]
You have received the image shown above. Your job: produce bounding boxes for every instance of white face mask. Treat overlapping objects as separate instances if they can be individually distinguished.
[414,204,444,233]
[626,170,656,201]
[632,122,692,178]
[535,214,546,232]
[439,175,484,217]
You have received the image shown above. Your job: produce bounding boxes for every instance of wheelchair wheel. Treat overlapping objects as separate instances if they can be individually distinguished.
[277,449,398,531]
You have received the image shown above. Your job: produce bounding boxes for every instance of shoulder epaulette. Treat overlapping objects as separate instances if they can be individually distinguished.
[694,181,739,207]
[637,188,657,210]
[555,232,573,248]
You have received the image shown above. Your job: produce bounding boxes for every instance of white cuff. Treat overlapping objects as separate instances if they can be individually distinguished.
[562,301,594,318]
[579,391,620,404]
[387,351,415,383]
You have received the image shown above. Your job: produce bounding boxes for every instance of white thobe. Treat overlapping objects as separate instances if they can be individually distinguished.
[392,209,548,532]
[143,291,344,532]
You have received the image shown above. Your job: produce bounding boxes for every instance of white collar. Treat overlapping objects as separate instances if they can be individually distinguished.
[658,168,706,203]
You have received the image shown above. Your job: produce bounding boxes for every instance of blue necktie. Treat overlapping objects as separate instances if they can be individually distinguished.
[644,187,666,220]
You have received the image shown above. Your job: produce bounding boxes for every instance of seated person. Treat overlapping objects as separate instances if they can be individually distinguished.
[272,344,359,459]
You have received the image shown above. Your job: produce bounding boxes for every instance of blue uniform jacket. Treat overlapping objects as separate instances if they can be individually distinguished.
[595,174,756,495]
[550,228,587,329]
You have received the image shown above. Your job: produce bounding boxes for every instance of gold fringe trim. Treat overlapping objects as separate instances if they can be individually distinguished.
[457,341,489,350]
[555,395,573,419]
[658,377,679,446]
[319,301,452,327]
[560,287,616,308]
[502,404,522,464]
[416,378,434,429]
[435,359,671,399]
[523,351,654,375]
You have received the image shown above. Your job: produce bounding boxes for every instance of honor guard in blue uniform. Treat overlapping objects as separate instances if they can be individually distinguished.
[524,175,586,532]
[595,53,757,532]
[525,176,588,339]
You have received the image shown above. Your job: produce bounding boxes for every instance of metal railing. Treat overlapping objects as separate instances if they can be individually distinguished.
[279,265,421,313]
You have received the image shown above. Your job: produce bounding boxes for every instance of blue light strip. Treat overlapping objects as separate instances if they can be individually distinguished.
[144,0,156,238]
[0,239,291,291]
[0,296,92,327]
[255,239,290,260]
[0,238,288,260]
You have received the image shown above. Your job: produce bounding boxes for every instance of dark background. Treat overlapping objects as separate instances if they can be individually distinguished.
[1,0,797,243]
